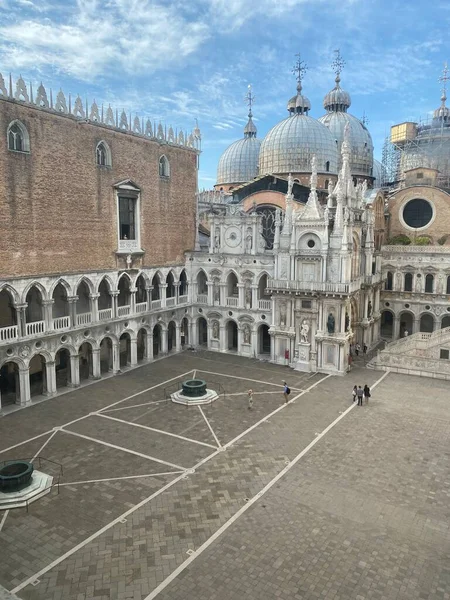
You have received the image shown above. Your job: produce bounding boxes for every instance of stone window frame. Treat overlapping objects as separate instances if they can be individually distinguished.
[96,140,112,168]
[159,155,170,178]
[399,197,435,232]
[7,119,30,153]
[114,181,142,254]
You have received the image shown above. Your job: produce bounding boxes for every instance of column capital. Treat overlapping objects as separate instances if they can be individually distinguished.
[14,303,27,310]
[129,287,137,293]
[160,283,168,289]
[46,360,56,367]
[67,296,78,303]
[89,293,100,300]
[110,291,119,297]
[42,299,54,306]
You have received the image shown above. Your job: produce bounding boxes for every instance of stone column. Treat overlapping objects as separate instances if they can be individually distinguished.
[175,325,182,352]
[19,367,31,405]
[130,338,138,366]
[89,293,100,322]
[42,299,54,331]
[269,331,276,362]
[161,328,168,354]
[206,281,214,306]
[14,304,27,338]
[237,284,245,309]
[160,283,168,308]
[146,286,153,311]
[340,303,347,333]
[251,285,258,310]
[147,333,154,360]
[175,282,180,305]
[190,319,196,346]
[251,327,257,355]
[129,288,136,314]
[220,325,227,352]
[67,296,78,328]
[92,348,101,379]
[69,354,80,386]
[111,291,119,319]
[393,315,401,340]
[45,360,57,395]
[112,342,120,374]
[413,317,420,335]
[220,283,226,307]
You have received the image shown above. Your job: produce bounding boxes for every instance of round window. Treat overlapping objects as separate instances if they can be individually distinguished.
[402,199,433,229]
[307,239,315,248]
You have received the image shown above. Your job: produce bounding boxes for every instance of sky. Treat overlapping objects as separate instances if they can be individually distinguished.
[0,0,448,189]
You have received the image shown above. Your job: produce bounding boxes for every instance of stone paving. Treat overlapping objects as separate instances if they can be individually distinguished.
[0,351,449,600]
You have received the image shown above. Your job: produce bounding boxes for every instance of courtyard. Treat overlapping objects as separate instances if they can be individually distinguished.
[0,351,449,600]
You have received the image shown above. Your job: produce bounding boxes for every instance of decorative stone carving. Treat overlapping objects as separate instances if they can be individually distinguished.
[55,89,67,113]
[89,100,100,122]
[213,279,220,302]
[36,83,49,108]
[367,301,372,318]
[105,105,115,126]
[145,119,153,137]
[168,126,175,143]
[280,258,288,279]
[212,321,219,339]
[243,324,251,344]
[133,116,141,133]
[214,230,220,252]
[245,284,252,307]
[178,131,184,145]
[279,301,287,327]
[327,313,335,334]
[300,319,310,343]
[245,228,252,254]
[157,124,164,140]
[19,345,31,358]
[119,110,128,130]
[73,96,85,118]
[15,76,29,102]
[0,73,7,97]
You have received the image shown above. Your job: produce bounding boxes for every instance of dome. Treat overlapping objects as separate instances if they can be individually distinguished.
[319,112,373,177]
[372,159,386,186]
[259,114,338,175]
[323,74,351,112]
[216,134,261,186]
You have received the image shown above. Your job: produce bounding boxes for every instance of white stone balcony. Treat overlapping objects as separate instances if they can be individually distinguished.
[98,308,112,321]
[117,305,130,317]
[26,320,45,336]
[267,278,363,295]
[226,296,239,307]
[135,302,147,314]
[118,239,139,252]
[179,295,188,304]
[0,325,18,342]
[197,294,208,304]
[151,299,162,309]
[258,299,272,311]
[166,297,176,307]
[76,312,92,326]
[53,316,70,330]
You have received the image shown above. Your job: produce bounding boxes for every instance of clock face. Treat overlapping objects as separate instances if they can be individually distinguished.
[226,226,241,248]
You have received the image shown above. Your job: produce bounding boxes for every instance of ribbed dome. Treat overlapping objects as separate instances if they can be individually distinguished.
[433,94,450,120]
[372,159,385,186]
[319,112,373,177]
[323,74,351,112]
[216,135,261,186]
[259,114,338,175]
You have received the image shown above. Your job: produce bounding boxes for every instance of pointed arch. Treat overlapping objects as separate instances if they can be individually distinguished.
[22,281,48,304]
[159,154,170,177]
[133,270,150,289]
[7,119,30,152]
[96,140,112,167]
[96,274,115,294]
[74,276,95,295]
[0,283,20,305]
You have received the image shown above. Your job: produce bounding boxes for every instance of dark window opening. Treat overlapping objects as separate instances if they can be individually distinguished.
[119,197,136,240]
[403,198,432,228]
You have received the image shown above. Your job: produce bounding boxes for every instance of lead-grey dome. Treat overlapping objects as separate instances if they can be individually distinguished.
[319,112,373,177]
[372,159,386,186]
[216,109,261,186]
[259,114,338,175]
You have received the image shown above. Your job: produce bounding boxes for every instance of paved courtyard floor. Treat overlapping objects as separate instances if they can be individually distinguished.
[0,350,449,600]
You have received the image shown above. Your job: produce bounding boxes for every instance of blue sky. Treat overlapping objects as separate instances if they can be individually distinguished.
[0,0,448,189]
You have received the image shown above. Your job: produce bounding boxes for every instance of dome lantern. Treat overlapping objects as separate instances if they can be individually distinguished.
[433,62,450,122]
[323,49,351,113]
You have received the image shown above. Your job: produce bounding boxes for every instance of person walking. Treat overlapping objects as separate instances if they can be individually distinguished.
[363,343,367,356]
[352,385,357,402]
[356,385,364,406]
[247,388,254,410]
[363,384,371,404]
[283,381,290,404]
[355,343,361,357]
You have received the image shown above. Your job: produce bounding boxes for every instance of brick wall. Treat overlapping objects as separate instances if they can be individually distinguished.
[0,99,198,278]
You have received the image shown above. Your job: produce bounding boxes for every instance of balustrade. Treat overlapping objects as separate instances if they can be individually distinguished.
[117,305,130,317]
[98,308,112,321]
[53,316,70,330]
[226,296,239,307]
[76,312,92,326]
[166,297,176,307]
[26,320,45,336]
[258,299,271,311]
[135,302,147,314]
[196,294,208,304]
[0,325,18,342]
[151,299,162,309]
[178,295,188,304]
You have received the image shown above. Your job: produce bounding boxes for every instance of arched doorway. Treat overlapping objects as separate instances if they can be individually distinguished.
[0,361,20,406]
[420,313,434,333]
[380,310,394,338]
[25,285,44,334]
[79,342,93,381]
[259,324,271,354]
[100,337,113,373]
[166,273,176,304]
[0,288,18,339]
[117,276,131,316]
[55,348,70,389]
[399,312,413,337]
[196,270,208,300]
[441,315,450,329]
[137,329,147,361]
[52,283,70,329]
[181,317,189,346]
[198,317,207,346]
[75,281,91,324]
[153,324,162,356]
[29,354,47,397]
[98,278,112,319]
[226,273,238,305]
[179,270,188,299]
[227,321,238,351]
[135,275,148,312]
[168,321,176,352]
[119,332,131,367]
[151,274,161,301]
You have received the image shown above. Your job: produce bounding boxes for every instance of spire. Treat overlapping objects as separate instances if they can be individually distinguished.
[323,49,351,112]
[244,84,257,137]
[298,155,323,220]
[434,61,450,120]
[288,53,311,115]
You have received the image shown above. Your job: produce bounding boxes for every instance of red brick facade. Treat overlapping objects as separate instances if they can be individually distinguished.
[0,99,198,278]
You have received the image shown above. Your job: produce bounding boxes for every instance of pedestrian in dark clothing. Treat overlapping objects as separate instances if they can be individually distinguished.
[363,384,371,404]
[355,343,361,357]
[352,385,357,402]
[357,386,364,406]
[363,344,367,355]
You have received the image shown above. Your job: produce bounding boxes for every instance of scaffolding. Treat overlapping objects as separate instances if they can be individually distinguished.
[381,135,401,187]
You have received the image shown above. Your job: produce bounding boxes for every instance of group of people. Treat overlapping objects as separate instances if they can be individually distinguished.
[352,384,371,405]
[350,343,368,358]
[247,381,291,410]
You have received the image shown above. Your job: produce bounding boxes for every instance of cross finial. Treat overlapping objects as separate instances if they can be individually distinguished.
[245,84,255,118]
[292,53,308,87]
[331,49,345,81]
[361,111,369,126]
[439,61,449,102]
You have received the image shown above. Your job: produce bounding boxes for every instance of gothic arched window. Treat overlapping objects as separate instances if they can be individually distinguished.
[425,274,434,293]
[7,120,30,152]
[404,272,413,292]
[159,155,170,177]
[96,141,111,167]
[385,271,393,291]
[255,206,284,250]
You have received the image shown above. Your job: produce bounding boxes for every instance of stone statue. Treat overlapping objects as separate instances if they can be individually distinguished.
[415,276,422,293]
[245,228,253,254]
[243,325,251,344]
[214,230,220,251]
[287,172,294,196]
[437,274,443,294]
[279,301,287,327]
[212,321,219,339]
[345,312,350,332]
[367,301,372,318]
[327,313,335,334]
[245,285,252,307]
[213,279,220,302]
[324,206,329,224]
[126,254,132,270]
[300,320,310,343]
